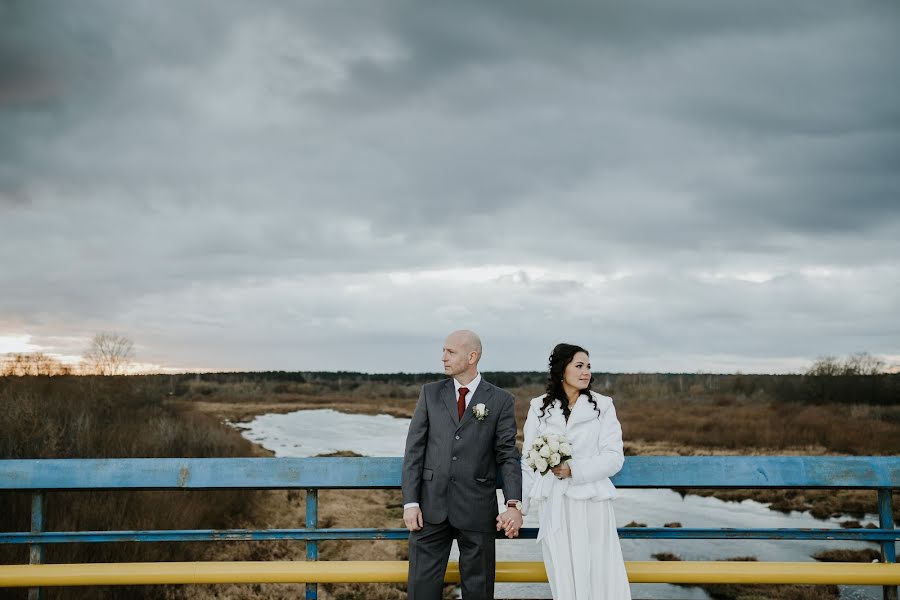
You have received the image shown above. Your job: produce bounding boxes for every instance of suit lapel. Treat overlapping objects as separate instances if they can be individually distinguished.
[458,380,493,430]
[441,379,460,426]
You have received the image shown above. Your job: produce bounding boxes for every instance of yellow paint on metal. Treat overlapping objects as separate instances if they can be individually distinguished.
[0,561,898,587]
[624,561,900,585]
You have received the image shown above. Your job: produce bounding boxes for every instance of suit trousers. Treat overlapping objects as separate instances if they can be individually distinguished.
[408,519,496,600]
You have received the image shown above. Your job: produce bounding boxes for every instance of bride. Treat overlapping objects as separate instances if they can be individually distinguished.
[514,343,631,599]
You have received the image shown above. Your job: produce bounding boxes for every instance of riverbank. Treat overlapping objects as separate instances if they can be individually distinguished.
[178,388,899,521]
[188,411,882,600]
[6,374,891,600]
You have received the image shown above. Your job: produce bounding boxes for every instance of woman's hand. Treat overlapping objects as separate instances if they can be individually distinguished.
[550,462,571,480]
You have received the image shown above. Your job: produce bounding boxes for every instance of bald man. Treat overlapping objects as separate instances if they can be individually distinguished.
[402,330,523,600]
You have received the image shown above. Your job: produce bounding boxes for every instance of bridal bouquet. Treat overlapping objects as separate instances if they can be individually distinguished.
[525,433,573,476]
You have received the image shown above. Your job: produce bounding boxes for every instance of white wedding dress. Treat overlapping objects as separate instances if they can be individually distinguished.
[521,392,632,600]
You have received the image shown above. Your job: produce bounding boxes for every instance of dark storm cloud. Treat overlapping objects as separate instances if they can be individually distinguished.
[0,0,898,371]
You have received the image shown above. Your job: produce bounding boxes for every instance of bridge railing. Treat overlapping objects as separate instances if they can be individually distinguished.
[1,456,898,600]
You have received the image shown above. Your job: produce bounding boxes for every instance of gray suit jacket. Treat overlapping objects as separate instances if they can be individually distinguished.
[402,378,522,532]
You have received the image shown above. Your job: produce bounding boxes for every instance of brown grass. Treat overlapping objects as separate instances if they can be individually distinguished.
[616,398,899,455]
[683,487,900,521]
[651,552,681,561]
[812,548,882,562]
[179,379,420,421]
[0,376,261,600]
[656,554,842,600]
[697,582,840,600]
[178,487,419,600]
[190,381,900,521]
[5,375,895,599]
[839,519,863,528]
[151,379,900,599]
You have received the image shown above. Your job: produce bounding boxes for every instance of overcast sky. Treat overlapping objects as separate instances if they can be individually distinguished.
[1,1,899,373]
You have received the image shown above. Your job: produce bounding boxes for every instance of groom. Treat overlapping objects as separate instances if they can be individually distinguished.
[402,329,523,600]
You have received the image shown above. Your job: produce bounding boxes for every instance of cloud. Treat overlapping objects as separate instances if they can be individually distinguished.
[1,1,898,372]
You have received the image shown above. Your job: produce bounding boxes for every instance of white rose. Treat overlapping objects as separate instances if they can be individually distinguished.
[548,440,560,452]
[549,453,561,467]
[539,445,551,458]
[529,449,541,463]
[533,438,545,449]
[525,455,535,468]
[559,442,573,455]
[535,457,548,473]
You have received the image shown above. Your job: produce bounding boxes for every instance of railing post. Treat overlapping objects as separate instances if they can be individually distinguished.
[306,489,318,600]
[878,489,897,600]
[28,492,46,600]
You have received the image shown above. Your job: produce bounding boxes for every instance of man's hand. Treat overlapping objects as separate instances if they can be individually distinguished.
[495,508,523,538]
[404,506,424,531]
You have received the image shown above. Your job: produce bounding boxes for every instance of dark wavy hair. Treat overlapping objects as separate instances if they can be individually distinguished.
[539,343,600,421]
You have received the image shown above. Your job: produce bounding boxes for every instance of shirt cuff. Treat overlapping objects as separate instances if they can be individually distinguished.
[403,502,420,509]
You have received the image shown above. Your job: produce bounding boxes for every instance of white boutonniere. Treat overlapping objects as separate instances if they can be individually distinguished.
[472,403,488,421]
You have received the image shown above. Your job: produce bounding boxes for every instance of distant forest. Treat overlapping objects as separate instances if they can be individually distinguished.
[156,369,899,405]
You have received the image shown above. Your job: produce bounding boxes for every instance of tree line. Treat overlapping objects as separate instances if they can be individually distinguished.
[1,332,134,376]
[3,342,896,405]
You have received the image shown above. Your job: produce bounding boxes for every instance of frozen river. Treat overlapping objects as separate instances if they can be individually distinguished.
[233,408,885,599]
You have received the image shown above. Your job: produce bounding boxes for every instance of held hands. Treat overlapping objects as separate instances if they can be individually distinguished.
[495,508,523,538]
[550,462,571,480]
[403,506,424,531]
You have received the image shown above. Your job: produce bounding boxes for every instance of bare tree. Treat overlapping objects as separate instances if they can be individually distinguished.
[82,333,135,375]
[807,352,886,376]
[807,355,843,376]
[842,352,885,376]
[1,352,72,376]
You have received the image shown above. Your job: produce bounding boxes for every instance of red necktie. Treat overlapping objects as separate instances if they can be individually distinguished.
[457,387,469,420]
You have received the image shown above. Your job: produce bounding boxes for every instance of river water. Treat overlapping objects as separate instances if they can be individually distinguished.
[233,409,886,600]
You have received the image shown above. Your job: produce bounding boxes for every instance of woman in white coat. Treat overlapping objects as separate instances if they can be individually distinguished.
[518,343,631,599]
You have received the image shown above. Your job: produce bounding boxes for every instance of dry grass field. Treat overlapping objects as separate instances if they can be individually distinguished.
[181,377,900,521]
[1,373,896,600]
[176,376,897,600]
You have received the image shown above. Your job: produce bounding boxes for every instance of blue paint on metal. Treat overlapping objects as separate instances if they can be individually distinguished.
[1,456,898,490]
[28,493,44,563]
[306,489,318,600]
[611,456,900,489]
[0,528,412,544]
[28,493,45,600]
[0,457,402,490]
[0,456,897,597]
[879,490,897,563]
[0,526,897,544]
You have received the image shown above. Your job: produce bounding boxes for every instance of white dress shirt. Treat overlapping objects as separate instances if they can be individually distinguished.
[454,373,481,411]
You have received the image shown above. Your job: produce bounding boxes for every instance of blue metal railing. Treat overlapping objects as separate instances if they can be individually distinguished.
[1,456,898,599]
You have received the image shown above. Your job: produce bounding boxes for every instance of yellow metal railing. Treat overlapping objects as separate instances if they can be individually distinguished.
[0,560,899,587]
[2,456,896,598]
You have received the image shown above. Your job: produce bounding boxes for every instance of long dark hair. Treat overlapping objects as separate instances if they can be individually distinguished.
[539,343,600,421]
